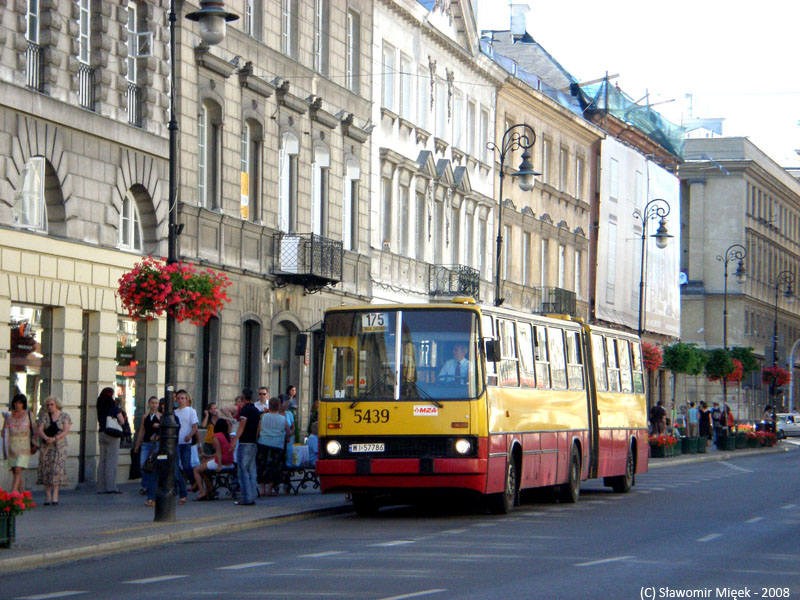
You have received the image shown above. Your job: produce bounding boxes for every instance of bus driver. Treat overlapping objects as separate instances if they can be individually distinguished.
[438,343,470,382]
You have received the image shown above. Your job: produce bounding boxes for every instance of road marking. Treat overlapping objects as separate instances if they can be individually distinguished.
[298,551,347,558]
[217,561,274,570]
[441,528,468,534]
[15,593,87,600]
[123,575,188,584]
[575,555,633,567]
[371,540,416,547]
[376,589,447,600]
[746,517,765,523]
[697,534,722,542]
[721,462,752,473]
[782,504,797,509]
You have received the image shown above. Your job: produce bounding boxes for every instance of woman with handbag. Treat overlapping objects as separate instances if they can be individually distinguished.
[37,396,72,505]
[133,396,161,506]
[96,387,125,494]
[3,393,37,493]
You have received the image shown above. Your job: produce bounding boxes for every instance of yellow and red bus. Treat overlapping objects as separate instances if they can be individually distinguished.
[316,298,648,514]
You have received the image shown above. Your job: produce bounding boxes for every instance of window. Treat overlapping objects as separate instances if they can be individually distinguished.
[10,304,52,416]
[399,54,413,121]
[416,190,426,260]
[434,198,444,263]
[13,157,46,231]
[241,319,261,393]
[126,2,138,83]
[606,337,621,392]
[575,157,584,200]
[453,91,463,148]
[382,43,396,111]
[606,219,617,303]
[502,225,511,279]
[631,341,644,393]
[541,138,551,185]
[119,192,143,251]
[565,331,584,389]
[464,206,474,268]
[574,250,582,298]
[343,159,360,251]
[559,147,568,191]
[609,157,619,201]
[313,0,329,75]
[617,339,633,393]
[435,80,446,139]
[279,132,299,232]
[591,334,608,392]
[282,0,299,59]
[26,0,39,43]
[558,244,566,288]
[533,325,550,389]
[498,319,519,387]
[197,316,220,413]
[417,67,429,130]
[548,328,567,390]
[517,322,536,388]
[244,0,262,40]
[540,239,549,287]
[478,214,488,279]
[345,11,360,93]
[398,183,409,256]
[198,101,222,211]
[311,145,330,236]
[78,0,91,64]
[466,100,476,155]
[116,318,147,442]
[451,202,461,264]
[240,121,261,221]
[381,176,392,248]
[480,109,490,162]
[482,315,498,386]
[522,232,531,286]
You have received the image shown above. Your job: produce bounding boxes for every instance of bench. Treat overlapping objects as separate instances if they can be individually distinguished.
[281,465,319,495]
[207,465,239,500]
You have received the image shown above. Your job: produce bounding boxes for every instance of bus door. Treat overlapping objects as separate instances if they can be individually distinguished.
[583,329,604,479]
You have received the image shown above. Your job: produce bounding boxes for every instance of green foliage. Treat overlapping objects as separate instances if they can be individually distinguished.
[662,342,707,376]
[730,347,758,379]
[704,348,734,380]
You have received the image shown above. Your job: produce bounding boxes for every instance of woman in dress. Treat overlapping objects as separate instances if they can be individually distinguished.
[193,418,233,500]
[133,396,161,506]
[37,396,72,505]
[256,397,290,497]
[96,387,125,494]
[3,393,36,493]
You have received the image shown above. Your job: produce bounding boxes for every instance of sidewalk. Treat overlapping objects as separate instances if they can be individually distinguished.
[648,438,796,468]
[0,481,351,573]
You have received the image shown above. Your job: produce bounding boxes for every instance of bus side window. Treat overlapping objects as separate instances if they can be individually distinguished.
[498,319,519,387]
[517,322,536,388]
[333,346,356,398]
[565,331,584,390]
[534,325,550,389]
[548,327,567,390]
[591,333,608,392]
[631,341,644,393]
[482,314,498,387]
[617,339,633,393]
[606,337,621,392]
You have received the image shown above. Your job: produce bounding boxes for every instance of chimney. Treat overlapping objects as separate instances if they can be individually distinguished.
[510,3,529,40]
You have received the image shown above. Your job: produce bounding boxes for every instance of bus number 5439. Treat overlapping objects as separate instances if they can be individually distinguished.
[354,409,390,424]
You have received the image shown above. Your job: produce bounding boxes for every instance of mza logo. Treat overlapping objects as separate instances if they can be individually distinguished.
[413,406,438,416]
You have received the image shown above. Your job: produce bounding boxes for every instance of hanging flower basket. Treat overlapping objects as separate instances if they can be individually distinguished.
[117,256,232,326]
[641,342,663,372]
[762,366,790,388]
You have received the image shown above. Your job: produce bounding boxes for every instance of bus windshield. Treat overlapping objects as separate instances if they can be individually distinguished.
[322,308,481,401]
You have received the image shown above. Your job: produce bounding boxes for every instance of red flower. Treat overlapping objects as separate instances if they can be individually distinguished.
[642,342,663,372]
[762,366,791,388]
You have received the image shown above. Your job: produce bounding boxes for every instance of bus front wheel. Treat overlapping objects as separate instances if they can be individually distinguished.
[557,446,581,504]
[488,457,518,514]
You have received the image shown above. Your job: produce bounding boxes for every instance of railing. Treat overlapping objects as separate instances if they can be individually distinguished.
[530,286,577,316]
[26,42,43,91]
[429,264,480,299]
[78,64,95,110]
[271,232,343,292]
[127,83,142,127]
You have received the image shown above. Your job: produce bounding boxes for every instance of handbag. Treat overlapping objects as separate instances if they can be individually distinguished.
[44,416,60,438]
[28,411,40,454]
[104,415,124,438]
[141,451,157,474]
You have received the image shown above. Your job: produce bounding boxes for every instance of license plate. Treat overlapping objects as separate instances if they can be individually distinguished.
[349,443,384,453]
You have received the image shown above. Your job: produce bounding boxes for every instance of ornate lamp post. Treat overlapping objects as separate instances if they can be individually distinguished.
[770,270,794,421]
[634,199,672,336]
[716,244,746,414]
[487,124,539,307]
[156,0,237,523]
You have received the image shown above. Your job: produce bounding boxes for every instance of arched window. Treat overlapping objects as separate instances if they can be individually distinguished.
[119,192,143,251]
[13,157,47,232]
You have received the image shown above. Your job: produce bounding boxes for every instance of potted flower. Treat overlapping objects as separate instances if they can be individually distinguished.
[649,434,679,458]
[0,489,36,548]
[118,256,232,326]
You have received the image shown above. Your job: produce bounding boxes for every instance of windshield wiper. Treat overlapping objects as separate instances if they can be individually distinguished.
[405,382,443,407]
[349,377,392,408]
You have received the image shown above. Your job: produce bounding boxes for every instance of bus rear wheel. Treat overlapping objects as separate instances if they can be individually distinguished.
[606,445,635,493]
[557,446,581,504]
[488,457,518,514]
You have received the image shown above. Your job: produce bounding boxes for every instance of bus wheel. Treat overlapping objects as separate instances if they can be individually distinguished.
[352,493,379,516]
[607,446,635,493]
[557,446,581,504]
[489,457,518,514]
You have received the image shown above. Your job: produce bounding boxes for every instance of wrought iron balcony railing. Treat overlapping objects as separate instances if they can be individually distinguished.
[530,286,577,316]
[78,64,95,111]
[429,264,480,299]
[127,83,142,127]
[271,232,343,293]
[26,42,43,92]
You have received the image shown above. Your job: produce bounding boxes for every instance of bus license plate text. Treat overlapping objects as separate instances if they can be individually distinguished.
[349,443,385,453]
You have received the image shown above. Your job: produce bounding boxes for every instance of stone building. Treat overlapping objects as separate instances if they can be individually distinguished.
[0,0,374,489]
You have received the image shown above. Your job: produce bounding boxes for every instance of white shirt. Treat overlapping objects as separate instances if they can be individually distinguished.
[174,406,199,445]
[439,358,469,378]
[254,400,268,413]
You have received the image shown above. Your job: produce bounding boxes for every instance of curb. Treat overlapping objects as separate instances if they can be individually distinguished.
[0,503,353,574]
[648,442,793,469]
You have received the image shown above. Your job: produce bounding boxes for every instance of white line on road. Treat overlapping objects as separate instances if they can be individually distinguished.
[217,561,275,570]
[721,462,752,473]
[441,528,468,534]
[746,517,765,523]
[123,575,188,584]
[574,555,633,567]
[782,504,797,509]
[697,534,722,542]
[298,551,347,558]
[376,589,447,600]
[15,593,87,600]
[370,540,416,547]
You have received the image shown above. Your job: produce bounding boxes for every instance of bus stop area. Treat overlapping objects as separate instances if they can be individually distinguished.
[1,442,793,574]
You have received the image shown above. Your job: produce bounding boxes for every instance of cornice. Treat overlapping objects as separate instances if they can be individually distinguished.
[237,62,274,98]
[275,80,309,115]
[194,45,236,78]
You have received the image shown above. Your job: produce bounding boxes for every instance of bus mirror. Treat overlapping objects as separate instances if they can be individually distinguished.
[484,339,500,362]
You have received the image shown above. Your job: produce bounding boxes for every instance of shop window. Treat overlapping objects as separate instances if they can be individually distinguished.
[116,318,147,444]
[9,305,52,415]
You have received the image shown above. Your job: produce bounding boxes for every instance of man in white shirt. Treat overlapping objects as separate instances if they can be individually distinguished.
[174,390,199,502]
[438,343,470,382]
[254,386,269,413]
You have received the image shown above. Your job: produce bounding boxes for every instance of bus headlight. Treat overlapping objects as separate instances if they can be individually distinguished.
[326,440,342,456]
[454,438,472,455]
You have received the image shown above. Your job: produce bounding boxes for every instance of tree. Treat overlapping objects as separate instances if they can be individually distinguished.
[662,342,707,376]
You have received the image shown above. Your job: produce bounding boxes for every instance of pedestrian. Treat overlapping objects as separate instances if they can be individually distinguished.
[2,393,36,493]
[255,387,269,412]
[233,388,259,505]
[687,402,699,438]
[97,387,125,494]
[37,396,71,506]
[256,397,290,497]
[698,401,711,445]
[193,418,233,500]
[281,385,300,443]
[200,402,220,458]
[761,405,774,432]
[711,402,723,442]
[280,394,296,466]
[306,421,319,468]
[134,395,161,506]
[174,390,199,503]
[649,401,666,435]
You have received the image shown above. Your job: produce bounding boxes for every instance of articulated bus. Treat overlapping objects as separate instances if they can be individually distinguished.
[316,298,648,514]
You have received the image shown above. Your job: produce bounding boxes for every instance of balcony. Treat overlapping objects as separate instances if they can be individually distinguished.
[78,64,95,111]
[429,264,480,299]
[26,42,43,92]
[531,286,577,316]
[271,232,343,293]
[126,84,142,127]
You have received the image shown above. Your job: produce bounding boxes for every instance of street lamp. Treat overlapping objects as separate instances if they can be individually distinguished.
[487,124,539,307]
[770,270,794,419]
[634,199,672,336]
[156,0,237,523]
[716,243,746,417]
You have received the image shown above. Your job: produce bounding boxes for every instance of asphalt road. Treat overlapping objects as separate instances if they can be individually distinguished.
[5,451,800,600]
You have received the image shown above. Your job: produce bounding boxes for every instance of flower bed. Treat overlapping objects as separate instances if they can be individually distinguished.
[0,489,36,549]
[650,434,679,458]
